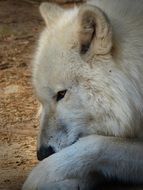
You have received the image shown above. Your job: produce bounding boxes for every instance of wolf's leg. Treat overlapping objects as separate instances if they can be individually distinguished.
[23,135,143,190]
[38,179,79,190]
[38,178,99,190]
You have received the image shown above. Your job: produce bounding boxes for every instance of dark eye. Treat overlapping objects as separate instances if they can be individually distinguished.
[56,90,67,102]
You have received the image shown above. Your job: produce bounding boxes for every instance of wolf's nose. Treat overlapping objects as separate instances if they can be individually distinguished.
[37,145,55,161]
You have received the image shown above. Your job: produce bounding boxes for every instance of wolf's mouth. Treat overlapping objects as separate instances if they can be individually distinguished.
[71,139,78,145]
[70,133,83,146]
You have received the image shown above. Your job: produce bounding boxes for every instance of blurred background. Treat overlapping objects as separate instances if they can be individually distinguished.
[0,0,83,189]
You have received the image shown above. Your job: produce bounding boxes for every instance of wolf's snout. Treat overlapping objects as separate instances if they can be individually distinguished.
[37,145,55,161]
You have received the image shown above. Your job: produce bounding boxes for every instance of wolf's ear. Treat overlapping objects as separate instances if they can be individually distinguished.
[78,5,112,55]
[39,3,64,26]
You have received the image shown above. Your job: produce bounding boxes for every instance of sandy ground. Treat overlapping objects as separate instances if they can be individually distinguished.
[0,1,143,190]
[0,0,42,189]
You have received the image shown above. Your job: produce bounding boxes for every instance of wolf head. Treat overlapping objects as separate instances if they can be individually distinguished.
[33,2,141,160]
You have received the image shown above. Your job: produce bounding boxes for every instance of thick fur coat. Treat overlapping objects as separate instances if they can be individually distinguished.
[23,0,143,189]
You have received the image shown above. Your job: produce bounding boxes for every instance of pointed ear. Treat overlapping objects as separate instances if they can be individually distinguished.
[39,2,64,26]
[78,4,112,55]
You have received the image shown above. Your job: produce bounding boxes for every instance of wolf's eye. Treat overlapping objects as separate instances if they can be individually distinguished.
[56,90,67,102]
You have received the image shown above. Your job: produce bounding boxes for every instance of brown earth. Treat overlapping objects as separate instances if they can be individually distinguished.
[0,0,42,189]
[0,1,143,190]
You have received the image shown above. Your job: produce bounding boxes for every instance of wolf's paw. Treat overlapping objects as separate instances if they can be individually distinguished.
[38,179,80,190]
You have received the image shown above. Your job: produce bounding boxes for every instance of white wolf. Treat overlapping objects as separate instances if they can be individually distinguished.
[23,0,143,189]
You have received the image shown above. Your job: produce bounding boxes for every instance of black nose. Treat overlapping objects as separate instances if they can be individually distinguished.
[37,145,55,161]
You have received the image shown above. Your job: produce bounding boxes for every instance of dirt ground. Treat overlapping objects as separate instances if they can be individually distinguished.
[0,0,43,189]
[1,1,143,190]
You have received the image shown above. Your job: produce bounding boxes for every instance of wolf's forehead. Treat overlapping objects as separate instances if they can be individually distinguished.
[33,8,81,93]
[47,26,78,51]
[34,48,77,93]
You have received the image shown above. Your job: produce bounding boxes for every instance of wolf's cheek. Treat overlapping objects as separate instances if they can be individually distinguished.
[56,100,92,136]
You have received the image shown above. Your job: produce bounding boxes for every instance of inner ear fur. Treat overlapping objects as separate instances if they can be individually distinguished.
[39,2,64,26]
[78,4,112,55]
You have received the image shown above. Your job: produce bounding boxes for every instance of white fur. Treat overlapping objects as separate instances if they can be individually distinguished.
[23,0,143,189]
